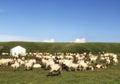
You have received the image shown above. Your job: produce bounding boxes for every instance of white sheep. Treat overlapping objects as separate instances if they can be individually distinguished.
[69,63,79,71]
[47,64,62,76]
[105,57,111,65]
[95,64,107,69]
[89,55,98,63]
[78,60,88,71]
[33,63,41,68]
[45,60,55,70]
[24,62,33,70]
[0,58,13,66]
[11,62,20,70]
[87,66,94,70]
[112,58,118,65]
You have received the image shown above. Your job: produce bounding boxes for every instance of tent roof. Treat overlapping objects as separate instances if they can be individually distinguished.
[11,46,26,51]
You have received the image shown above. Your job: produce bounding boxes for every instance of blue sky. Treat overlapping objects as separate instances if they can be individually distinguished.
[0,0,120,42]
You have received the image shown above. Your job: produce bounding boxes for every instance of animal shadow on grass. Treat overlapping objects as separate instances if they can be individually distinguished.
[46,73,61,77]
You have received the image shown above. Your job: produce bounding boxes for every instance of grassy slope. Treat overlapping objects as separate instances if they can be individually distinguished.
[0,42,120,84]
[0,41,120,54]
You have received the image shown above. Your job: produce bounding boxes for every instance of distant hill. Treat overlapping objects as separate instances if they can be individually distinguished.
[0,41,120,54]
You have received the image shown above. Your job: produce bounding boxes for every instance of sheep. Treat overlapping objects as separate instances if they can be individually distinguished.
[12,54,19,58]
[89,55,98,63]
[33,63,41,68]
[58,59,64,65]
[87,66,94,70]
[100,56,105,61]
[45,60,55,70]
[2,52,9,56]
[28,59,36,64]
[95,64,102,69]
[41,58,48,67]
[112,54,118,59]
[95,64,107,69]
[65,55,73,60]
[47,64,62,76]
[78,60,88,71]
[63,59,79,71]
[24,62,33,70]
[0,52,118,73]
[11,62,20,71]
[105,57,111,65]
[24,59,37,70]
[69,63,79,71]
[21,57,25,60]
[17,59,25,65]
[36,55,42,59]
[62,59,73,71]
[0,58,13,66]
[112,58,118,65]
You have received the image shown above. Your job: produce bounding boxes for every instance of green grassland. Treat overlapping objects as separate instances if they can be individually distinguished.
[0,57,120,84]
[0,42,120,84]
[0,41,120,54]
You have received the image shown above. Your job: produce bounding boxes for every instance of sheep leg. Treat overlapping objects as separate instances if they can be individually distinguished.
[58,69,61,75]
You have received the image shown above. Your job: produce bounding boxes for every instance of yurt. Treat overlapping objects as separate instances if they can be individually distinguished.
[10,46,26,56]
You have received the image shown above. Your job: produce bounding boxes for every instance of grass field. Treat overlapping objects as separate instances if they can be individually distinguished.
[0,42,120,84]
[0,58,120,84]
[1,41,120,54]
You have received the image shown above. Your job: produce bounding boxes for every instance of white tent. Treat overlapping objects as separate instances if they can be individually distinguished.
[10,46,26,56]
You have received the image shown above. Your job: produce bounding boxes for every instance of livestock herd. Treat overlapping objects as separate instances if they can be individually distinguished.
[0,52,119,76]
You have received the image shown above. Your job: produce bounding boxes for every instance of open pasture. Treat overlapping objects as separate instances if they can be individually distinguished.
[1,42,120,54]
[0,56,120,84]
[0,42,120,84]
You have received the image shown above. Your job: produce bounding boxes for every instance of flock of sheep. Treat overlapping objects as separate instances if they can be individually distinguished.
[0,52,119,76]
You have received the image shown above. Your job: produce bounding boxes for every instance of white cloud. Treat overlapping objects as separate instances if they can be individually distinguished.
[43,39,55,42]
[0,35,85,43]
[74,38,86,43]
[0,35,36,42]
[0,35,56,42]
